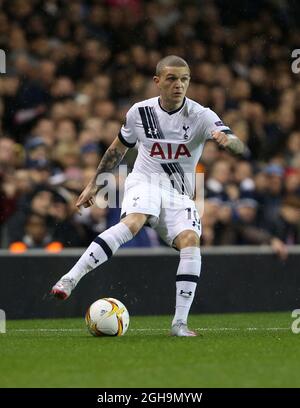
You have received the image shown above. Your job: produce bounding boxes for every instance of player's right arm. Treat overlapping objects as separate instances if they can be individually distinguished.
[76,105,137,211]
[76,137,128,211]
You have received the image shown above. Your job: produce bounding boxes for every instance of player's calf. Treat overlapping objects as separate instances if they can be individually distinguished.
[50,222,134,299]
[172,246,201,326]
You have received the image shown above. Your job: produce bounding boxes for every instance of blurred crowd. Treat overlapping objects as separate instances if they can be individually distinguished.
[0,0,300,251]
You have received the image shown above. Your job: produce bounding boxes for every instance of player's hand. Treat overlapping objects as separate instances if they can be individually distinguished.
[270,237,288,261]
[76,184,98,214]
[211,130,229,147]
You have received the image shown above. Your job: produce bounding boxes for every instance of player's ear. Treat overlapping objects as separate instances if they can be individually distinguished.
[153,75,160,86]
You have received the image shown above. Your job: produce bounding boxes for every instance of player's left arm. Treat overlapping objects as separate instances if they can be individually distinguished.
[211,130,246,156]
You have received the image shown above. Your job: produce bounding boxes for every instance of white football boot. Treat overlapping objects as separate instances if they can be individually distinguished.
[170,320,197,337]
[51,277,76,300]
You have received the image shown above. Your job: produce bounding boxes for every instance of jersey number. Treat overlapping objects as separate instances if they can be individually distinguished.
[185,208,201,230]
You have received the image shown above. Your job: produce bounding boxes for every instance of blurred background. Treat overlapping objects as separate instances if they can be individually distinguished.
[0,0,300,251]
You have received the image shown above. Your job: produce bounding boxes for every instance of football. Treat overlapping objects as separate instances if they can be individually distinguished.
[85,297,130,336]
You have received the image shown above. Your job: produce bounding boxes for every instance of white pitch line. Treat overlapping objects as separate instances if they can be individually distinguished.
[132,327,290,332]
[12,328,84,332]
[9,327,290,333]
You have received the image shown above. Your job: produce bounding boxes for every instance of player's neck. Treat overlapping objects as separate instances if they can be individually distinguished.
[159,97,185,113]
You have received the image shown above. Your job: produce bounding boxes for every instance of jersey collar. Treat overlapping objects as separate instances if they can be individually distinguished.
[158,97,186,115]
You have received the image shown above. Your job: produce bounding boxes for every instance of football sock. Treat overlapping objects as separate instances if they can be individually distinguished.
[172,246,201,326]
[62,222,133,284]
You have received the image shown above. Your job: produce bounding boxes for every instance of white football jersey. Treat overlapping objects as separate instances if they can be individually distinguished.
[119,96,232,198]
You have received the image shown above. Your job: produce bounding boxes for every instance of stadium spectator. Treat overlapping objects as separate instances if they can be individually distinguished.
[16,212,53,249]
[6,186,54,244]
[0,0,299,252]
[267,195,300,245]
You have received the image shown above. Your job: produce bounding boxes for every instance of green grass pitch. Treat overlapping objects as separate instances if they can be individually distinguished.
[0,312,299,388]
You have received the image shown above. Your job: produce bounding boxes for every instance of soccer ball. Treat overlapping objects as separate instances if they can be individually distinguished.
[85,297,130,336]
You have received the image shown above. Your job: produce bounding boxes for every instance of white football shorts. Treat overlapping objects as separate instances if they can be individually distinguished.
[120,172,202,247]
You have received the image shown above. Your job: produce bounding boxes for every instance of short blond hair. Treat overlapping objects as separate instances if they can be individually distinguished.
[156,55,190,76]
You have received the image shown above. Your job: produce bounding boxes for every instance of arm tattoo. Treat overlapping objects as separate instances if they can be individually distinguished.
[225,136,245,156]
[91,147,125,186]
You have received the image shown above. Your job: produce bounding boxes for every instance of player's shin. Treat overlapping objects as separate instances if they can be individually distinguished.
[61,222,133,284]
[172,247,201,325]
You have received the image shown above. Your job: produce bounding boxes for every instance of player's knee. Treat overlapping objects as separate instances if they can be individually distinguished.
[175,230,200,249]
[121,214,148,236]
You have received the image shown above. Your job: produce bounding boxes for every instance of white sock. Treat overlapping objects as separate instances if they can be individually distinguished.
[172,247,201,326]
[62,222,133,284]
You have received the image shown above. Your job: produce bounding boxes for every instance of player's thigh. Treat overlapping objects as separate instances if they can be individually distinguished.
[121,213,149,236]
[120,173,161,226]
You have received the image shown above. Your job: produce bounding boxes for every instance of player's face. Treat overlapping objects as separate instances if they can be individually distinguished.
[154,66,190,108]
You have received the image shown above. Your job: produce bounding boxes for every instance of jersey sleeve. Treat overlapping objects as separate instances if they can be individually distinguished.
[118,105,138,148]
[199,108,233,141]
